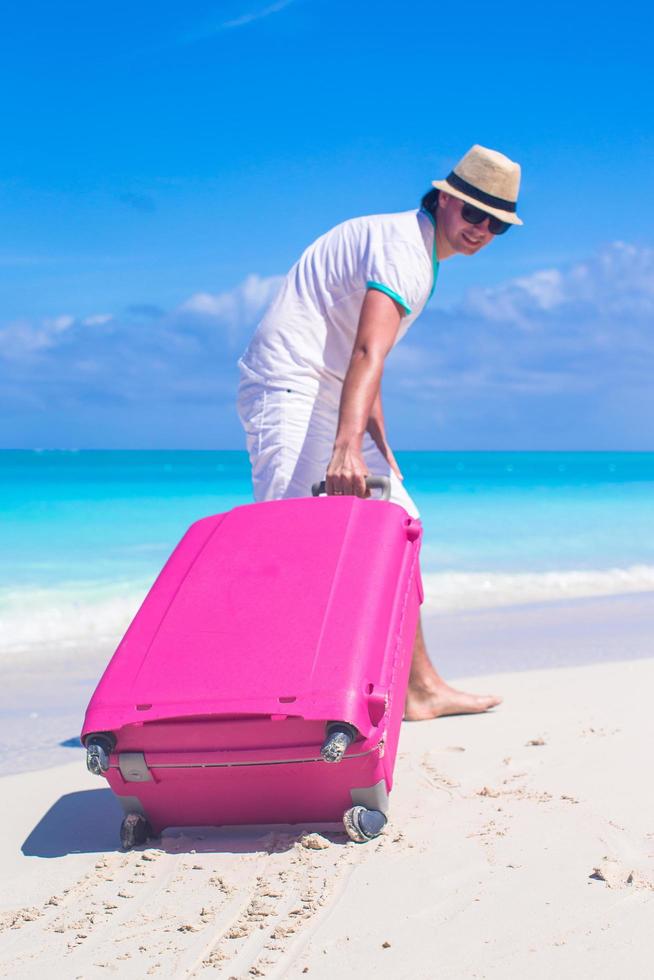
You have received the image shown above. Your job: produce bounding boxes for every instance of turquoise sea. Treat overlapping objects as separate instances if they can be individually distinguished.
[2,450,654,659]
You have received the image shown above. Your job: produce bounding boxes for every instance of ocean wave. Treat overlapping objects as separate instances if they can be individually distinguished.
[422,564,654,612]
[0,579,149,660]
[2,565,654,661]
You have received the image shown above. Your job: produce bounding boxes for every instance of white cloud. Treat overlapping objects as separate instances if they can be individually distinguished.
[0,312,113,358]
[3,244,653,449]
[82,314,113,327]
[0,314,75,357]
[182,0,296,41]
[175,273,283,344]
[44,315,75,334]
[381,240,654,425]
[221,0,295,30]
[463,241,654,328]
[0,274,281,360]
[178,274,282,321]
[463,269,565,327]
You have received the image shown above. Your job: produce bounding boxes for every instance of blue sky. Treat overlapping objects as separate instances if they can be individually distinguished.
[1,0,653,449]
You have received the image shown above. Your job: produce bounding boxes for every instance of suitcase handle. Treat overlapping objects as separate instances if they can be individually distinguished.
[311,476,391,501]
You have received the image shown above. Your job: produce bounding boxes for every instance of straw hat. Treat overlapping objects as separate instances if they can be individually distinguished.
[432,145,523,225]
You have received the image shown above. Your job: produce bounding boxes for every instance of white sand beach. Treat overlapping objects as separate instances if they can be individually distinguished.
[2,594,654,979]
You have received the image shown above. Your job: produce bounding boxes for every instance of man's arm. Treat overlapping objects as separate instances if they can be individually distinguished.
[325,288,403,497]
[366,387,404,483]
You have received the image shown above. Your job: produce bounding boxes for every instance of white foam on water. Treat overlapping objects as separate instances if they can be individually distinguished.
[0,579,150,661]
[2,564,654,664]
[421,564,654,613]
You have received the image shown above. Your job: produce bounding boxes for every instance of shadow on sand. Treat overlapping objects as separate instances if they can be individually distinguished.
[22,787,346,858]
[22,788,125,857]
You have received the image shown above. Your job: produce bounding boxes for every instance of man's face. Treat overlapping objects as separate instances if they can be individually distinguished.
[437,192,494,256]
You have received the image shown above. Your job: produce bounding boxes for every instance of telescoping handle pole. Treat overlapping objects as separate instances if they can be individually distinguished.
[311,475,391,500]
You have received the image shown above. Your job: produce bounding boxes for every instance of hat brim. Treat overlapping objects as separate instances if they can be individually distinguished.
[432,179,523,226]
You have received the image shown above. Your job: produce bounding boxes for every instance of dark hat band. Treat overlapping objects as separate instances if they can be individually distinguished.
[446,171,517,213]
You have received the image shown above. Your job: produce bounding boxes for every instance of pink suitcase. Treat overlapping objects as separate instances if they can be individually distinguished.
[82,486,423,847]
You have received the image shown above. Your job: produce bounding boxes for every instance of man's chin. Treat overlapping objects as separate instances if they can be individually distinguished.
[457,241,480,256]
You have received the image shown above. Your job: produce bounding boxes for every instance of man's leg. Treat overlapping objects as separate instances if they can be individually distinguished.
[354,442,500,721]
[404,615,502,721]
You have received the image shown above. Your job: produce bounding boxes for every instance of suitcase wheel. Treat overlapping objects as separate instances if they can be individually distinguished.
[320,722,357,763]
[343,805,387,843]
[85,735,114,776]
[120,812,152,850]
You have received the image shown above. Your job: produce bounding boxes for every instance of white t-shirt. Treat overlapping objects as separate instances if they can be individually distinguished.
[238,208,438,402]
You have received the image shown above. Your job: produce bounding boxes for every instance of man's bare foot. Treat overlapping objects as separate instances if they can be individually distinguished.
[405,616,502,721]
[404,679,502,721]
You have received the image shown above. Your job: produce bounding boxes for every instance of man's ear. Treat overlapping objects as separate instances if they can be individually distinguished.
[438,191,450,208]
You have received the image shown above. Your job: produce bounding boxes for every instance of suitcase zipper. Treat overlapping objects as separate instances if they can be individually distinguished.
[112,744,381,781]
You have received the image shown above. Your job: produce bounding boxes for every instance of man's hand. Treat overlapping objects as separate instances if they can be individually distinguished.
[326,443,369,497]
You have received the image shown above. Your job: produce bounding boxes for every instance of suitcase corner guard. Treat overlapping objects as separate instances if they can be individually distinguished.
[119,752,154,782]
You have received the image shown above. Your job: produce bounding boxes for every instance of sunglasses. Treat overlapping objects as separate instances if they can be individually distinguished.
[461,201,511,236]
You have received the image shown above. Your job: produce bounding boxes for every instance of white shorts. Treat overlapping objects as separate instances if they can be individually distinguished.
[236,377,420,518]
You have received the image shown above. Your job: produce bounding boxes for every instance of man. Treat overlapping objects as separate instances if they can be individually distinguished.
[238,144,523,720]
